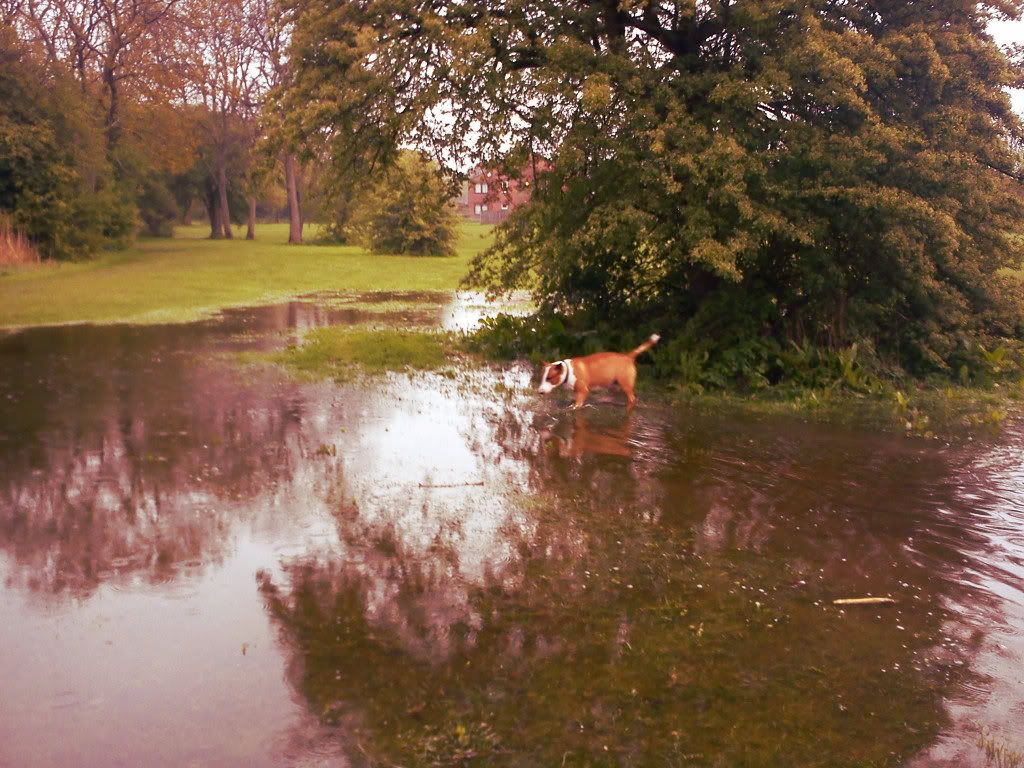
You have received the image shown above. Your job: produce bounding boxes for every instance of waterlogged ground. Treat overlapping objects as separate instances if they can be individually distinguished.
[1,294,1023,767]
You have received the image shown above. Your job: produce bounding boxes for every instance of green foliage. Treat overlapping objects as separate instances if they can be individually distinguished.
[285,0,1024,377]
[463,313,573,361]
[469,311,892,394]
[470,308,1024,434]
[470,309,1024,395]
[109,139,188,239]
[319,181,366,245]
[264,328,450,379]
[134,171,181,238]
[0,33,134,260]
[342,152,458,256]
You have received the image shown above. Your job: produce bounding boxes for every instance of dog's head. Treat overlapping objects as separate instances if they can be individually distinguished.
[537,361,569,393]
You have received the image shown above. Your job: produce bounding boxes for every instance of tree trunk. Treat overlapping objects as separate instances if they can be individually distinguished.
[103,67,119,148]
[246,196,256,240]
[76,49,88,94]
[217,152,233,239]
[284,153,302,244]
[207,188,221,239]
[296,162,307,236]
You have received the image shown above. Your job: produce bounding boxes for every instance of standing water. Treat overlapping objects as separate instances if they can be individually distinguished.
[0,295,1022,767]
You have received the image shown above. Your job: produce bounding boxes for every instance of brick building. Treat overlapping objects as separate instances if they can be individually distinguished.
[460,161,544,224]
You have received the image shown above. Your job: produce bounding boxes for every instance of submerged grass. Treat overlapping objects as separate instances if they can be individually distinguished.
[261,490,959,767]
[468,313,1024,437]
[252,327,451,380]
[252,318,1021,438]
[979,728,1024,768]
[667,380,1021,437]
[0,221,493,328]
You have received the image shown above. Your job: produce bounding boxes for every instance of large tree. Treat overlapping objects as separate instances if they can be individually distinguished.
[18,0,183,148]
[254,0,304,243]
[181,0,263,238]
[0,29,134,259]
[282,0,1024,372]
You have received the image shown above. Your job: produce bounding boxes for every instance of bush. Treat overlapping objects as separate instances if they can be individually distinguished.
[352,152,457,256]
[0,214,40,266]
[131,167,180,237]
[470,307,1024,402]
[0,32,134,260]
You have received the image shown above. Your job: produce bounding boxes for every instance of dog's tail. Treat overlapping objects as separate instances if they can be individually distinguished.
[627,333,661,359]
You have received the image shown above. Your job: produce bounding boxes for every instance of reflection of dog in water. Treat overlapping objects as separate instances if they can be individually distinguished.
[541,413,633,459]
[537,334,660,410]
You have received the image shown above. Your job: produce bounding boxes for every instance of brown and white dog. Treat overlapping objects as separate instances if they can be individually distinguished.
[537,334,660,410]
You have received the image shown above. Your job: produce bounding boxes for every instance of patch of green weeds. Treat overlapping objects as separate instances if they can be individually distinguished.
[255,328,452,380]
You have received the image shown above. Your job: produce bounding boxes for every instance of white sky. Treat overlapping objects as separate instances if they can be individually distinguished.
[990,17,1024,113]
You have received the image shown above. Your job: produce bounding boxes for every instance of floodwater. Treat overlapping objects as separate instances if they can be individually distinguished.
[0,294,1022,767]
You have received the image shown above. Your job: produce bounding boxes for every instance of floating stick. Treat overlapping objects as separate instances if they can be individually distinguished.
[832,597,896,606]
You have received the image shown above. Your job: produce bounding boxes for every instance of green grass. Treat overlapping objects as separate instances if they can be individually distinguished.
[662,381,1019,438]
[0,221,494,328]
[252,327,452,380]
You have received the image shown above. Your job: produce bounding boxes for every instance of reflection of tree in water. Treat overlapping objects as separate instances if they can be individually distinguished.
[0,338,542,605]
[0,316,1005,763]
[537,410,995,602]
[0,374,322,594]
[0,319,349,596]
[261,409,983,766]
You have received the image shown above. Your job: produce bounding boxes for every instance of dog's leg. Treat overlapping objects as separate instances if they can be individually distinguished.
[620,365,638,411]
[622,383,637,411]
[572,386,590,410]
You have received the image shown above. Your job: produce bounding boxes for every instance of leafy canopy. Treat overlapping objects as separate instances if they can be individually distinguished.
[340,151,458,256]
[283,0,1024,372]
[0,32,134,260]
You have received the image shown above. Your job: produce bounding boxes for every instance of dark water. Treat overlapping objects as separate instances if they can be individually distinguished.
[1,296,1022,767]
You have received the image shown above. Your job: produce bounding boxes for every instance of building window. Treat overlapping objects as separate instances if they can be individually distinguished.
[481,204,488,212]
[474,204,482,215]
[501,202,509,210]
[500,181,509,192]
[474,182,489,194]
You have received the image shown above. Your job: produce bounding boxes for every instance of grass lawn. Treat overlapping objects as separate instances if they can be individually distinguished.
[248,327,453,380]
[0,221,493,328]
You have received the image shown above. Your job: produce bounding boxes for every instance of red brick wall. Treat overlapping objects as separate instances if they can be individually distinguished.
[463,163,542,223]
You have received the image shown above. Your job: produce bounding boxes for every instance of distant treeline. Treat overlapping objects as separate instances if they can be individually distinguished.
[1,0,313,261]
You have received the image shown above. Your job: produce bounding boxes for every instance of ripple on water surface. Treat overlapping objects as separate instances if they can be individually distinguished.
[0,294,1023,767]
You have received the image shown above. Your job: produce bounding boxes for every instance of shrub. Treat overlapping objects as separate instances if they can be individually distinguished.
[0,214,40,266]
[355,152,458,256]
[0,32,131,260]
[134,170,181,237]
